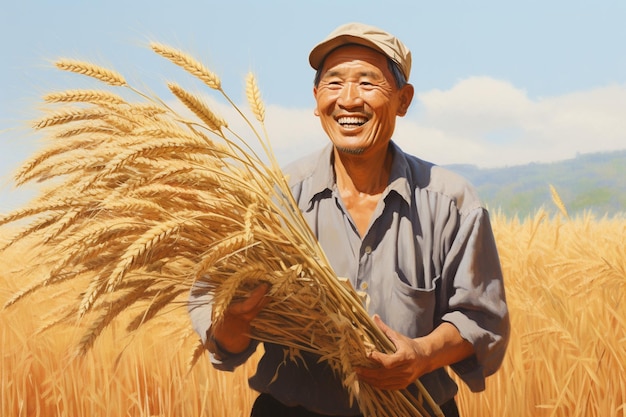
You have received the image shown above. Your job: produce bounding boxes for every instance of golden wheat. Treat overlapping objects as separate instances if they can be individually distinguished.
[43,89,127,105]
[167,82,227,131]
[150,42,221,89]
[53,124,118,138]
[77,280,154,354]
[55,58,128,86]
[0,44,440,416]
[2,213,624,416]
[32,108,109,129]
[549,184,570,219]
[246,72,265,123]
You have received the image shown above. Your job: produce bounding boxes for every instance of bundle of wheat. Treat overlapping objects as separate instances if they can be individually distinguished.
[0,43,441,417]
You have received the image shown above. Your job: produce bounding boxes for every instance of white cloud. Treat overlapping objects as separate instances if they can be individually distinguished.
[394,77,626,167]
[264,105,327,164]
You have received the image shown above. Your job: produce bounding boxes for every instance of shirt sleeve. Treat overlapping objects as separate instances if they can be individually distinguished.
[439,207,510,392]
[187,280,259,371]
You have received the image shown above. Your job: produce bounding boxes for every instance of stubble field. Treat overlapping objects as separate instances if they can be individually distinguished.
[1,211,624,416]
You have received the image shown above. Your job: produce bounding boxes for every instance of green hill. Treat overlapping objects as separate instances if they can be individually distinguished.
[446,149,626,219]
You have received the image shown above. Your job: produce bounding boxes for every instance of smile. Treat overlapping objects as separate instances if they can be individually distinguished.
[337,116,368,127]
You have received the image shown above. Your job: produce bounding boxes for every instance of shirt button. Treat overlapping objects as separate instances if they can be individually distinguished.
[360,282,369,290]
[364,246,372,254]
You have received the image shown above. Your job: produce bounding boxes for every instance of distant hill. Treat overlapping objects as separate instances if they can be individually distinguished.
[445,149,626,219]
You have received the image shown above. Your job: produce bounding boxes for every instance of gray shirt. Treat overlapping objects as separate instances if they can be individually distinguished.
[189,142,510,415]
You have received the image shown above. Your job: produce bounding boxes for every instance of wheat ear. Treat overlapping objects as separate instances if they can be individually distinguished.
[55,59,127,86]
[150,42,221,90]
[43,89,127,105]
[167,82,227,131]
[549,184,570,219]
[32,108,109,129]
[246,72,265,123]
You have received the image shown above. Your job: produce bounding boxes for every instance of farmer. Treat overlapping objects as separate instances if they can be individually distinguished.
[189,22,510,417]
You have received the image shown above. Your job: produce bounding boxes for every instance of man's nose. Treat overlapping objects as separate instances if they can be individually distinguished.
[337,83,363,108]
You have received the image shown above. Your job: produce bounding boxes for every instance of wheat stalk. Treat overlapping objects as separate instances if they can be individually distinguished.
[0,43,441,417]
[549,184,570,219]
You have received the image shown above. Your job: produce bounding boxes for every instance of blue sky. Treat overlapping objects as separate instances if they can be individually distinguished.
[1,0,625,212]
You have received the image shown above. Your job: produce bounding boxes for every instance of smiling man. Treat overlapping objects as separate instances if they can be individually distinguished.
[189,22,510,417]
[311,42,414,237]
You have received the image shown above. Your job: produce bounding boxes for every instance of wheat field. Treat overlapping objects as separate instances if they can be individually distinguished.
[1,43,624,416]
[1,210,624,417]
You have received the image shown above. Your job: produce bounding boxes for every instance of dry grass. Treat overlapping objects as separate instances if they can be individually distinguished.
[2,212,624,416]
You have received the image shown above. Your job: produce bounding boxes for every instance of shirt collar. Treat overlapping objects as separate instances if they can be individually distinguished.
[309,143,336,195]
[307,141,413,206]
[386,141,413,205]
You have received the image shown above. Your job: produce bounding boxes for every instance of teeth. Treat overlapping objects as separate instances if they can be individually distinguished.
[338,116,367,126]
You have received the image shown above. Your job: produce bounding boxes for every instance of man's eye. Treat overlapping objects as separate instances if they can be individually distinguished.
[325,81,342,89]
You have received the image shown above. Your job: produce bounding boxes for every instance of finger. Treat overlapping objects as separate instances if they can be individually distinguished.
[372,314,400,346]
[367,349,392,366]
[230,283,270,315]
[246,283,270,307]
[373,314,394,336]
[372,314,387,331]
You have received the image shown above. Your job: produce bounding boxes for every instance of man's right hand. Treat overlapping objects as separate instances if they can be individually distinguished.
[209,283,270,355]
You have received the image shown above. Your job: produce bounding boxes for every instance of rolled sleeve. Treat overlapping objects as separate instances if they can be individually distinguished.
[441,208,510,391]
[187,281,258,371]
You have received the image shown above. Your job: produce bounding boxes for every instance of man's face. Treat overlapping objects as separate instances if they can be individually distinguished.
[313,44,413,156]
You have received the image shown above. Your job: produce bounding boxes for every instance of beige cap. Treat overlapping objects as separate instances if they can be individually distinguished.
[309,22,412,80]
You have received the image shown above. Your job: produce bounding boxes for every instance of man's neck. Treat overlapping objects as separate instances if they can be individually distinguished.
[333,146,393,196]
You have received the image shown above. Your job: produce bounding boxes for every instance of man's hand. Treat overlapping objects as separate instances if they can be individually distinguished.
[355,315,475,390]
[355,314,430,390]
[210,283,270,355]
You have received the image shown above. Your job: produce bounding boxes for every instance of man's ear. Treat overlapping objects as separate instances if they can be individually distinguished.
[397,83,414,117]
[313,87,320,117]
